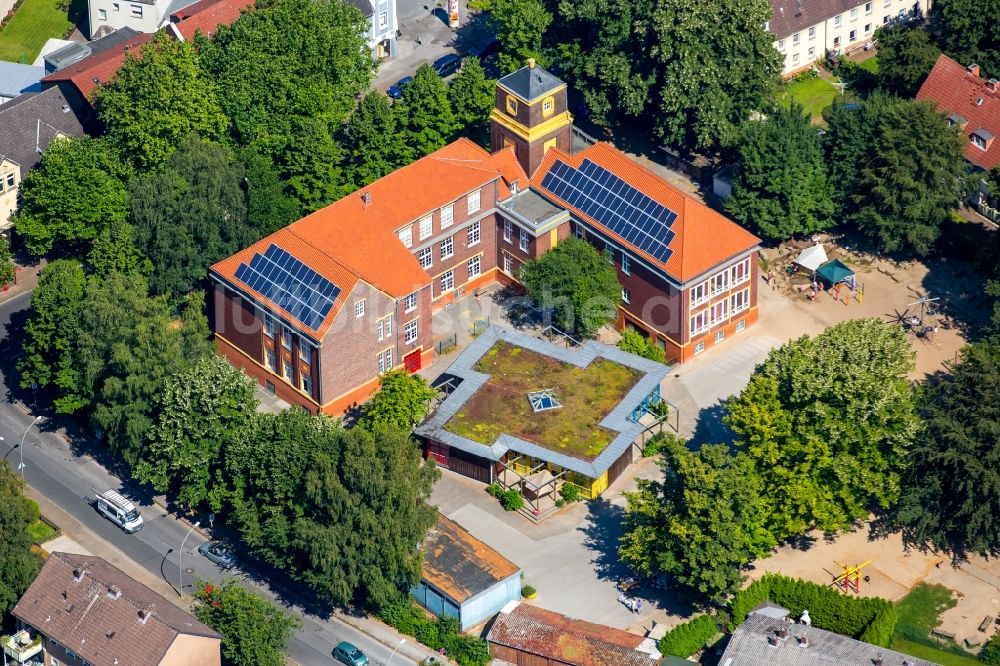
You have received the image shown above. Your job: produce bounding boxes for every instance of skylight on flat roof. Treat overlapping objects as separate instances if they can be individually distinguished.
[527,389,561,412]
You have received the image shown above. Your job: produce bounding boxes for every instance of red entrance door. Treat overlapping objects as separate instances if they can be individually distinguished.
[403,349,421,373]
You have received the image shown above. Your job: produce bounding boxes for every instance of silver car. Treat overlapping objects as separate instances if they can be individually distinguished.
[198,541,238,568]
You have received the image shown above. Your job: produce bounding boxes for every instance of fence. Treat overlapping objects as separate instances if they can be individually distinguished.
[434,334,457,355]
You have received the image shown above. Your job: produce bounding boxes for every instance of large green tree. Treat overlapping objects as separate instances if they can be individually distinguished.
[342,92,407,189]
[726,104,834,241]
[194,580,301,666]
[726,318,919,542]
[360,369,438,431]
[448,57,496,145]
[397,64,458,159]
[875,25,941,97]
[136,356,257,509]
[96,33,228,170]
[489,0,552,73]
[0,461,42,615]
[14,137,129,255]
[87,218,152,278]
[931,0,1000,79]
[620,438,771,606]
[892,341,1000,557]
[519,236,621,338]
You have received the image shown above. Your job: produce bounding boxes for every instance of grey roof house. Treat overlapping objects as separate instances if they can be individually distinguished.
[0,62,45,104]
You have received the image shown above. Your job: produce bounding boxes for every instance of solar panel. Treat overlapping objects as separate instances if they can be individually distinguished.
[234,244,340,331]
[541,159,678,263]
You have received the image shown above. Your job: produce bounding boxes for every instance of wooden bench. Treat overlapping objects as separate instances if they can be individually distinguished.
[932,628,956,640]
[980,616,994,633]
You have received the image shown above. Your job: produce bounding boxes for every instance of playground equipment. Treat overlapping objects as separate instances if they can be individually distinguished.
[832,560,872,594]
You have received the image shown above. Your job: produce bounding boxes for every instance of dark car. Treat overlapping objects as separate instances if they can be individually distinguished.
[198,541,238,569]
[387,75,413,99]
[333,641,368,666]
[433,53,462,79]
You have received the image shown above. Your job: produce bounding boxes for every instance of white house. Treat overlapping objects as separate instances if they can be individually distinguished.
[768,0,930,77]
[346,0,397,60]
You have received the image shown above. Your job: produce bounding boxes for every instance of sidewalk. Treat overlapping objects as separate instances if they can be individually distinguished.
[0,259,44,306]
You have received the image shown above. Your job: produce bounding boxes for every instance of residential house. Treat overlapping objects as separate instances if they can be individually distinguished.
[486,601,662,666]
[9,551,221,666]
[345,0,397,60]
[0,62,45,105]
[718,613,935,665]
[0,87,86,235]
[87,0,197,39]
[165,0,255,41]
[210,61,760,416]
[768,0,929,77]
[412,513,521,632]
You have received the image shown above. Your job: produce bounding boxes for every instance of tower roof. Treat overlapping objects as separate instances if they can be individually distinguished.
[497,61,564,102]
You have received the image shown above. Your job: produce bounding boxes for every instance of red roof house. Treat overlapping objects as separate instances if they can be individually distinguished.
[916,54,1000,171]
[167,0,256,41]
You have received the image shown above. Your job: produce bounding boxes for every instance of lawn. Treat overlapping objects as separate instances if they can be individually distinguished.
[0,0,73,63]
[780,76,839,119]
[891,583,982,665]
[858,56,879,74]
[445,342,641,460]
[892,637,982,666]
[27,518,58,543]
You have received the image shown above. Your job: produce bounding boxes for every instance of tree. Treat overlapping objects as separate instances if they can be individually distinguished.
[18,260,87,405]
[726,318,918,542]
[87,218,152,278]
[0,460,42,615]
[519,236,620,338]
[96,33,228,170]
[448,57,495,145]
[649,0,782,150]
[489,0,552,73]
[242,150,301,236]
[342,92,407,189]
[194,580,301,666]
[875,26,941,96]
[129,137,257,297]
[931,0,1000,79]
[891,341,1000,557]
[397,64,458,158]
[0,240,14,287]
[136,356,257,509]
[725,105,834,241]
[619,438,771,606]
[360,369,438,430]
[13,137,129,255]
[280,116,346,211]
[618,329,666,363]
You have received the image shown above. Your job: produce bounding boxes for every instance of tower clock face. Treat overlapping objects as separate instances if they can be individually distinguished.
[506,95,518,116]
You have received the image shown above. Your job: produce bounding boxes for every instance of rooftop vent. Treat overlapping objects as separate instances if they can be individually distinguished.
[107,585,121,600]
[73,568,84,582]
[106,630,116,639]
[977,97,985,106]
[968,63,981,77]
[768,635,781,647]
[361,191,371,207]
[874,656,883,666]
[988,79,999,93]
[528,389,561,412]
[799,634,809,648]
[777,627,789,639]
[138,604,155,624]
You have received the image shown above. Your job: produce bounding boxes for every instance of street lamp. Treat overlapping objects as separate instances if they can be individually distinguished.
[178,521,201,597]
[17,416,41,481]
[387,638,406,665]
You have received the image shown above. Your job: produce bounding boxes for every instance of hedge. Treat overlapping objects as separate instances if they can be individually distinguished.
[730,573,897,647]
[659,614,718,657]
[379,599,491,666]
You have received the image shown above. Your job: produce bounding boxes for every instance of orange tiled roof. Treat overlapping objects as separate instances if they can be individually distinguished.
[169,0,255,41]
[41,33,152,102]
[532,142,760,283]
[490,145,529,196]
[212,139,513,336]
[916,54,1000,171]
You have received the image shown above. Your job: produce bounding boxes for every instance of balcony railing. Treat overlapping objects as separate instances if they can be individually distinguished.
[2,630,44,664]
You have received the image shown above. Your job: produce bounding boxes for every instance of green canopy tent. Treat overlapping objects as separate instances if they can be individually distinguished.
[816,259,855,287]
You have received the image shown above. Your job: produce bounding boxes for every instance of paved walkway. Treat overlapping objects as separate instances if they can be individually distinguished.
[0,259,44,307]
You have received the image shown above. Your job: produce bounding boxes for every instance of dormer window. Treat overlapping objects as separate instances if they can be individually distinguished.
[947,112,968,128]
[971,128,994,151]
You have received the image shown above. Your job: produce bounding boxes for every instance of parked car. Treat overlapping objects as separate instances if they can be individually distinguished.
[198,541,238,568]
[95,490,143,533]
[333,641,368,666]
[433,53,462,78]
[387,75,413,99]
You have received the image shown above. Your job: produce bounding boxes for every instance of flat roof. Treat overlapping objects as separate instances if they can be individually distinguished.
[497,187,567,231]
[421,514,520,604]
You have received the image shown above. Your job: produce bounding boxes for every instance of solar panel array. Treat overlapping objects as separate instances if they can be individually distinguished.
[541,158,678,263]
[235,244,340,331]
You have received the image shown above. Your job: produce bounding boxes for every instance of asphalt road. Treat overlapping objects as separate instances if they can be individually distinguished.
[0,291,425,666]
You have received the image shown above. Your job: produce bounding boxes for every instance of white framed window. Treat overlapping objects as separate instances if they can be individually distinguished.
[972,134,988,150]
[864,22,872,33]
[834,14,841,26]
[503,252,513,274]
[850,8,857,20]
[441,270,454,292]
[690,281,709,307]
[282,359,294,382]
[808,26,815,38]
[621,287,631,304]
[378,350,386,374]
[355,299,366,318]
[263,314,274,337]
[378,10,387,28]
[299,340,311,362]
[129,3,141,16]
[112,2,118,9]
[418,247,433,269]
[731,288,751,314]
[736,319,746,332]
[378,348,393,373]
[778,39,785,49]
[503,219,512,243]
[301,372,312,394]
[398,225,413,248]
[98,8,107,19]
[281,326,292,350]
[519,228,528,252]
[690,310,709,336]
[377,318,384,341]
[694,341,705,355]
[467,190,480,214]
[731,258,751,285]
[467,221,481,247]
[710,299,729,325]
[404,319,418,344]
[385,315,392,337]
[621,254,631,275]
[808,46,816,58]
[883,14,890,23]
[865,1,872,12]
[714,330,726,344]
[403,293,417,313]
[792,32,800,44]
[793,53,800,64]
[467,255,481,278]
[574,223,585,239]
[897,7,904,17]
[849,29,856,41]
[419,215,433,240]
[834,36,841,47]
[440,236,453,259]
[441,204,454,228]
[710,270,730,295]
[265,348,277,370]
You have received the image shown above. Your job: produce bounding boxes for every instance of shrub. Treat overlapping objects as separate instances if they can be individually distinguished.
[488,484,524,511]
[659,614,718,657]
[559,483,581,503]
[981,632,1000,664]
[521,585,536,598]
[618,329,667,363]
[642,431,684,457]
[380,601,490,666]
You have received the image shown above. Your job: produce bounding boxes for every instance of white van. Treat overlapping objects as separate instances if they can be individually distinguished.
[95,490,143,533]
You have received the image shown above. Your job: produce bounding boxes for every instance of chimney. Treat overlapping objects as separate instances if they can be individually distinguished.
[73,569,85,582]
[988,79,999,93]
[777,627,789,639]
[527,57,535,69]
[875,656,883,666]
[138,604,155,624]
[361,191,371,208]
[768,635,781,647]
[107,585,121,600]
[799,630,810,648]
[968,63,981,77]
